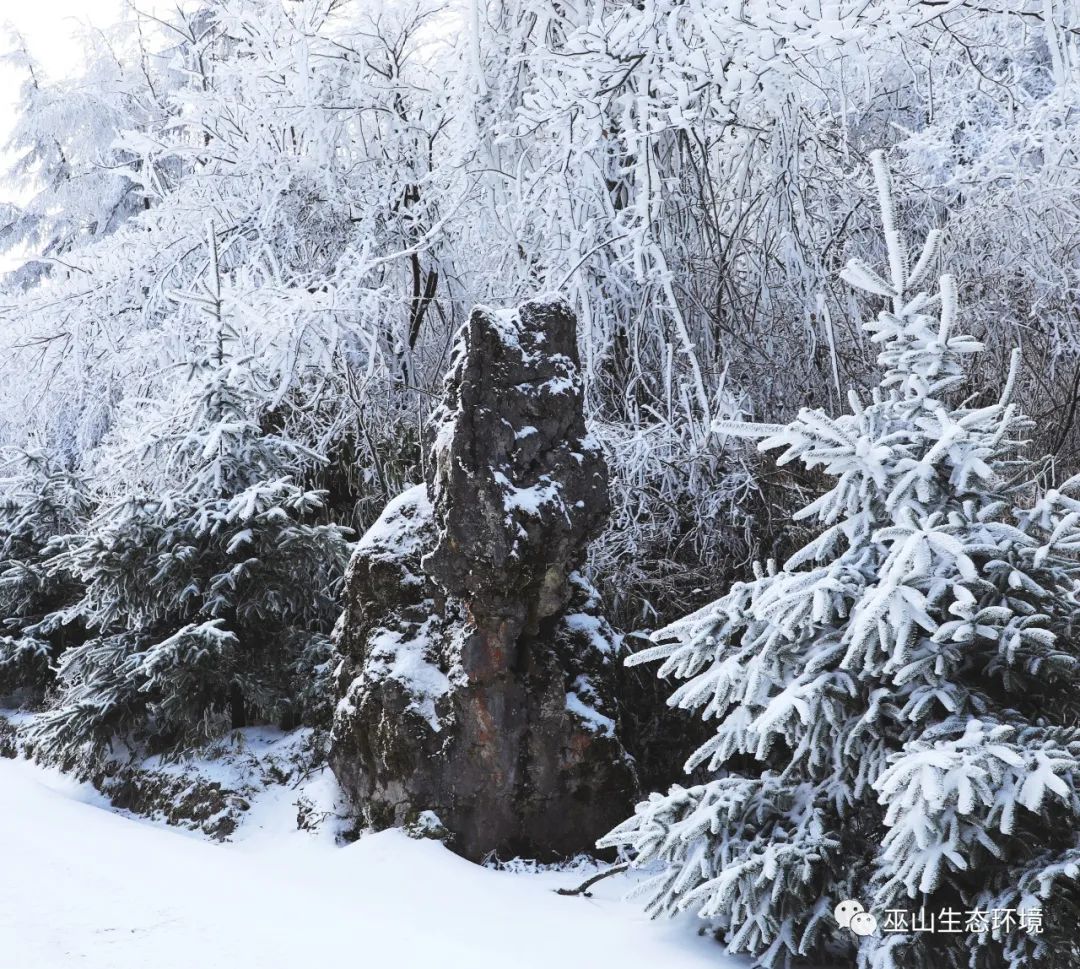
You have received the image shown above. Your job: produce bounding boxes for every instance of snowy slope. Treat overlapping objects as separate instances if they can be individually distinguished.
[0,754,734,969]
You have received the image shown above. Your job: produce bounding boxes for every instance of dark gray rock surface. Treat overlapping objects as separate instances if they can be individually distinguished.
[329,299,637,861]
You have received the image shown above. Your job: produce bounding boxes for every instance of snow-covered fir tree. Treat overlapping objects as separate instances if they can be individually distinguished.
[0,445,89,703]
[601,153,1080,969]
[28,227,350,769]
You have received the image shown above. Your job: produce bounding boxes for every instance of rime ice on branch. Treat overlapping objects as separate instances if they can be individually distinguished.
[330,299,636,861]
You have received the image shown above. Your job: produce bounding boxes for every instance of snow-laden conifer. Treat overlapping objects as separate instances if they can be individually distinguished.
[0,445,89,703]
[601,153,1080,969]
[29,228,350,768]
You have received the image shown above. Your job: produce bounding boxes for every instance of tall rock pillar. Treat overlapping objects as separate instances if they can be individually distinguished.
[329,298,636,861]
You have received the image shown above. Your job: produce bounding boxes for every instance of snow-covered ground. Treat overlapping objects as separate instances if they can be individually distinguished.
[0,750,733,969]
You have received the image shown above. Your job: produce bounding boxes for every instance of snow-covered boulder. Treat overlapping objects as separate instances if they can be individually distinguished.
[330,299,636,861]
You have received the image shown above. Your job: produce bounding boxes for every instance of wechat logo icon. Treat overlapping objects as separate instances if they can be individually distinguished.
[835,899,878,937]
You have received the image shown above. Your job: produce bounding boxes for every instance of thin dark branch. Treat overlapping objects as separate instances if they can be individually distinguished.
[555,863,630,897]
